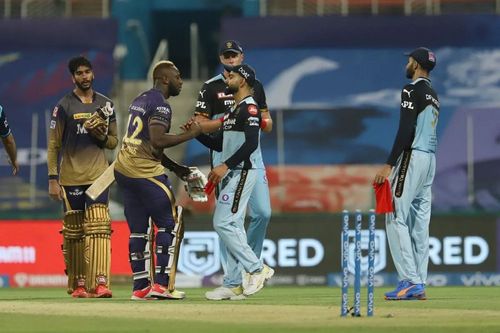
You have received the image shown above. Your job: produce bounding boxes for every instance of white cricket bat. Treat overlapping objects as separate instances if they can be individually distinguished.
[86,161,116,200]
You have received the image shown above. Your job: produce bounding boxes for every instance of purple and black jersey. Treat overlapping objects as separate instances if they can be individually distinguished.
[115,88,172,178]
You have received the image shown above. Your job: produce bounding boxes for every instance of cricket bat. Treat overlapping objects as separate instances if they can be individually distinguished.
[85,154,190,200]
[86,161,116,200]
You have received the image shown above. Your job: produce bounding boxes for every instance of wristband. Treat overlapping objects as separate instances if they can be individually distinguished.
[260,119,269,129]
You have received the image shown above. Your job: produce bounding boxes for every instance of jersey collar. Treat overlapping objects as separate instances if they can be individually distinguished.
[411,77,431,85]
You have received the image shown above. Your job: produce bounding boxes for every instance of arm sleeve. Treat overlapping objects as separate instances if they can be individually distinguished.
[47,105,66,178]
[386,87,418,166]
[149,102,172,132]
[224,104,260,169]
[194,83,213,118]
[0,106,12,138]
[196,131,223,152]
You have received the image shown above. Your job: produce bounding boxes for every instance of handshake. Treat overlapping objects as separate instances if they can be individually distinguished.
[180,116,221,134]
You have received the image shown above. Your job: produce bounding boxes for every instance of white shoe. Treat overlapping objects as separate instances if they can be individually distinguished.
[243,265,274,296]
[242,271,250,290]
[205,286,246,301]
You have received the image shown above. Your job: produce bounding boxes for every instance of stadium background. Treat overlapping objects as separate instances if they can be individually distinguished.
[1,0,499,289]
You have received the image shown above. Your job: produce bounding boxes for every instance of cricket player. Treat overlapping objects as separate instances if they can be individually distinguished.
[193,40,272,300]
[192,64,274,299]
[114,61,202,300]
[374,47,439,300]
[47,56,118,298]
[0,104,19,175]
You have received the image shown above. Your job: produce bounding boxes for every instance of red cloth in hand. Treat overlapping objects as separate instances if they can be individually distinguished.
[204,180,215,195]
[373,179,394,214]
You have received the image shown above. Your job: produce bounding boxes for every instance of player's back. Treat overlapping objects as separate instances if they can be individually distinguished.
[115,88,172,178]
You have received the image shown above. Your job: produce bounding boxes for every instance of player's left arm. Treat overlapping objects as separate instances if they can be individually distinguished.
[254,81,273,133]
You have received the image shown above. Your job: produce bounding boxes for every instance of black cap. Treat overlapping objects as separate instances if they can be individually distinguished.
[224,64,256,87]
[405,47,436,71]
[219,40,243,55]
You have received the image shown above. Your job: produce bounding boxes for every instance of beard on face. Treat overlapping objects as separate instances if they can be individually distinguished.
[226,84,238,94]
[170,84,181,96]
[75,77,93,91]
[406,66,414,79]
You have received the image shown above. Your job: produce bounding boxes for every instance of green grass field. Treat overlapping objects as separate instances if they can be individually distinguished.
[1,286,499,333]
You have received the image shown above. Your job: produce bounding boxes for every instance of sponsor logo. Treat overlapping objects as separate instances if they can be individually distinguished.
[401,101,414,110]
[178,232,221,276]
[342,230,386,274]
[248,116,259,127]
[426,94,440,108]
[52,107,58,117]
[68,188,84,196]
[50,120,56,129]
[73,113,92,120]
[224,100,234,106]
[238,67,251,80]
[223,118,236,130]
[0,246,36,264]
[196,101,206,109]
[76,123,88,134]
[428,52,436,63]
[402,89,413,98]
[130,105,145,114]
[199,90,206,98]
[248,105,258,115]
[13,273,67,288]
[217,92,233,99]
[221,194,230,201]
[155,106,170,115]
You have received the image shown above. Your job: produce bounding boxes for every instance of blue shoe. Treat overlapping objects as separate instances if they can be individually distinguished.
[385,281,426,300]
[384,280,411,299]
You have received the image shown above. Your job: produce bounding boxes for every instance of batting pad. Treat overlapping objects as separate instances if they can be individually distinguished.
[84,204,112,292]
[61,210,86,293]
